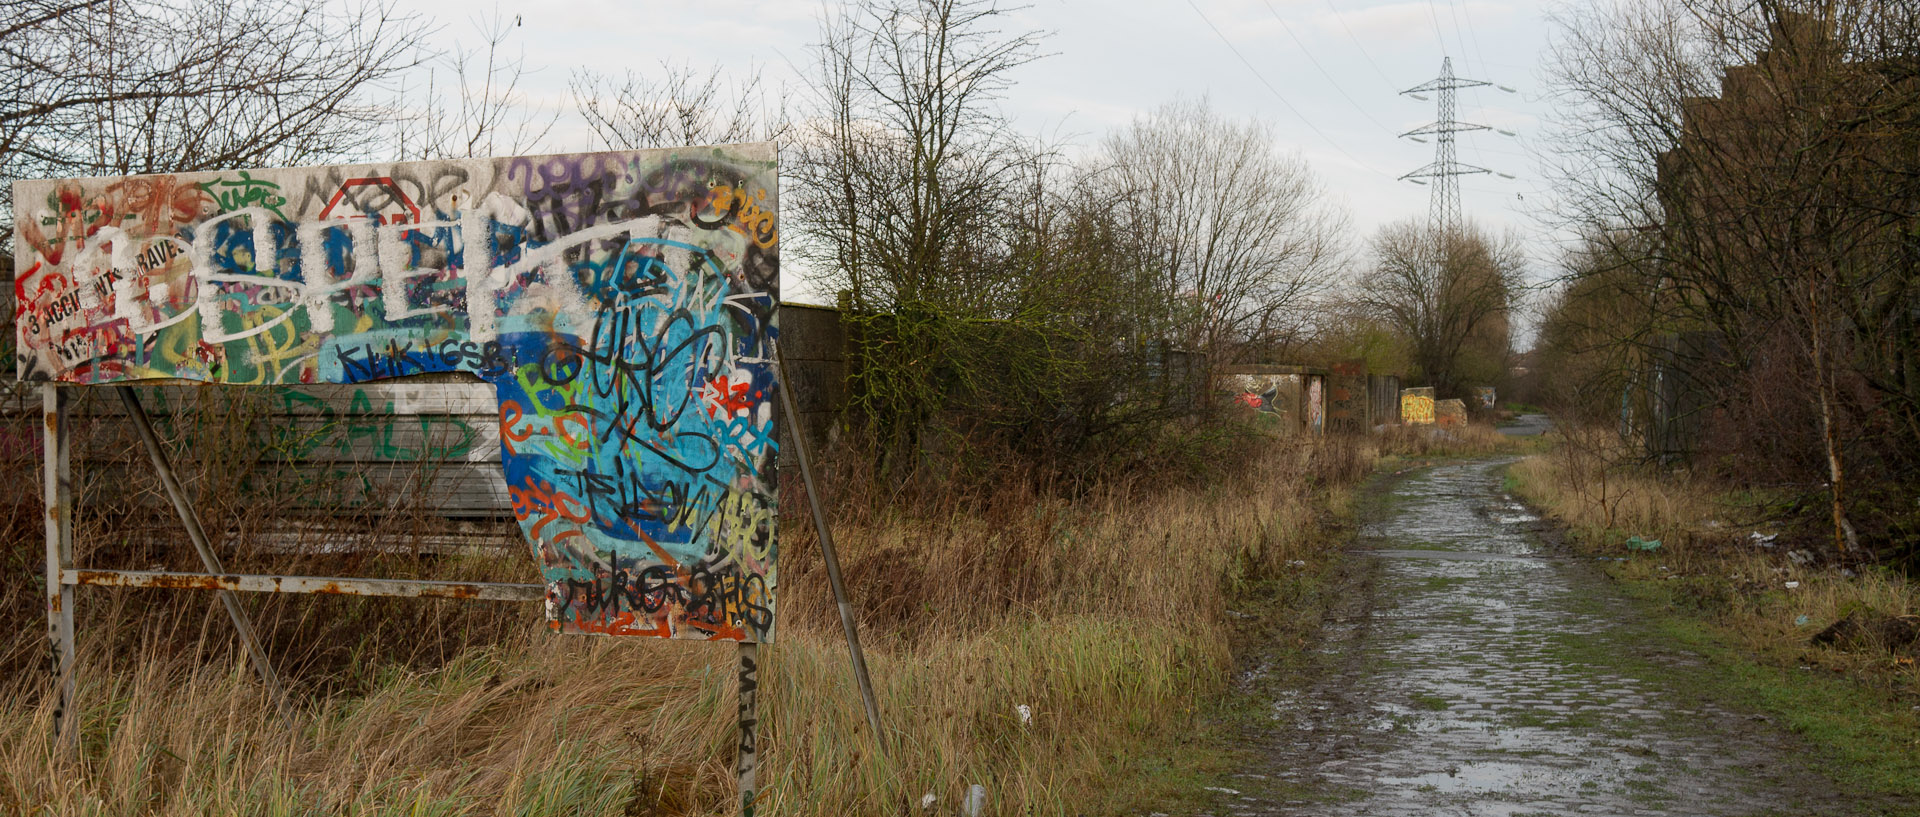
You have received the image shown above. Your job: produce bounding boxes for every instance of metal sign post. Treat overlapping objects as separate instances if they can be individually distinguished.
[774,348,885,754]
[737,642,760,816]
[43,385,74,750]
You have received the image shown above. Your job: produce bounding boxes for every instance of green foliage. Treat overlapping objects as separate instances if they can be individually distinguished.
[844,301,1097,464]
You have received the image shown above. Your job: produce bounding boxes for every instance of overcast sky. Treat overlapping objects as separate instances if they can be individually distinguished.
[394,0,1568,317]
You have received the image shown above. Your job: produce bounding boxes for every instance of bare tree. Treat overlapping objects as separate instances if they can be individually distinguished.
[573,61,787,151]
[0,0,426,183]
[787,0,1051,463]
[1531,229,1665,425]
[790,0,1045,314]
[1356,220,1524,398]
[1543,0,1920,556]
[1093,97,1347,363]
[393,11,558,161]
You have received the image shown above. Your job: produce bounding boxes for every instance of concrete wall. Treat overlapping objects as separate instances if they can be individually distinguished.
[1306,375,1325,434]
[1221,370,1305,431]
[777,303,849,464]
[1217,365,1335,437]
[1471,386,1497,411]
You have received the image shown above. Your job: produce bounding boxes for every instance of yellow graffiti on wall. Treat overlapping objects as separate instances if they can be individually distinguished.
[1402,393,1435,425]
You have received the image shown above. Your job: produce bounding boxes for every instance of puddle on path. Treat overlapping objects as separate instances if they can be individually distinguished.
[1196,458,1865,817]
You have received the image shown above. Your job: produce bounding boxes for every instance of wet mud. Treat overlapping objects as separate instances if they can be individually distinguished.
[1203,458,1884,817]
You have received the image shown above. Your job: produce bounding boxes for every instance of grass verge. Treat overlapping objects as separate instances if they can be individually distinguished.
[1,420,1385,816]
[1509,428,1920,801]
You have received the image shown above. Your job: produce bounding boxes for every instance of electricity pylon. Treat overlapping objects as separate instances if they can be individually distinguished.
[1399,56,1515,238]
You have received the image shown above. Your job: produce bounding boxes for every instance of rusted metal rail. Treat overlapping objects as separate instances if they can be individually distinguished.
[62,569,545,601]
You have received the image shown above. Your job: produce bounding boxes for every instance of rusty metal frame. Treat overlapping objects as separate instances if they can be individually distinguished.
[42,383,543,748]
[47,359,860,817]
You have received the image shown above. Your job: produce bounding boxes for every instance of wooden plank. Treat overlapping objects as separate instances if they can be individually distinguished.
[83,461,513,516]
[241,462,512,514]
[81,382,501,417]
[84,415,502,464]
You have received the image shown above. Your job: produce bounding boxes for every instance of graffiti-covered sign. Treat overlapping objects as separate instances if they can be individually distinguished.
[13,145,781,642]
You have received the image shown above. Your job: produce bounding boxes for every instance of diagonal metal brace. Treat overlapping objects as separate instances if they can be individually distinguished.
[115,386,298,731]
[773,347,885,753]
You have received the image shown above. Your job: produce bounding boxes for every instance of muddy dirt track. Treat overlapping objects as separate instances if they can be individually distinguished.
[1191,457,1900,817]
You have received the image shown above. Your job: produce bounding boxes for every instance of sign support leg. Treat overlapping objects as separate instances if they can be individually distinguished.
[737,642,759,816]
[774,348,885,751]
[114,386,297,731]
[44,385,75,751]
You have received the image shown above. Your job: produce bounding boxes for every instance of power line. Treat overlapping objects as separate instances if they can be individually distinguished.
[1440,0,1501,170]
[1424,0,1453,57]
[1446,0,1498,85]
[1441,0,1483,77]
[1319,0,1401,91]
[1184,0,1391,178]
[1258,0,1397,136]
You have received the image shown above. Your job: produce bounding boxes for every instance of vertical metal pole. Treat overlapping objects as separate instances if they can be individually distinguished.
[114,386,297,730]
[44,385,75,751]
[737,642,759,817]
[773,348,885,751]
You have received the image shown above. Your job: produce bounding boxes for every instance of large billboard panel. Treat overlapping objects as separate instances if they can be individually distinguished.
[13,145,781,642]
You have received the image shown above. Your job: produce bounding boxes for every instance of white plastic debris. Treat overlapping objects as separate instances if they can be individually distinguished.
[1788,549,1815,566]
[1203,786,1242,795]
[962,784,988,817]
[1784,581,1801,590]
[1015,704,1032,726]
[1749,531,1778,547]
[920,793,937,810]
